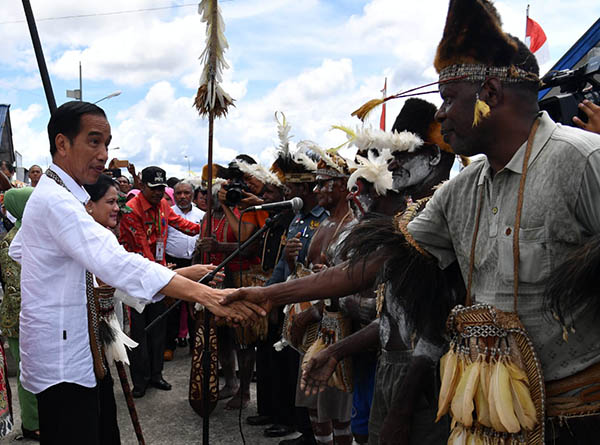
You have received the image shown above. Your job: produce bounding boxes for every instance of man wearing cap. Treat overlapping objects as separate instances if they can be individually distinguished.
[120,166,202,397]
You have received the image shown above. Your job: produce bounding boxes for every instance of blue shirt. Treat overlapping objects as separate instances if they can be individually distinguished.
[267,205,328,285]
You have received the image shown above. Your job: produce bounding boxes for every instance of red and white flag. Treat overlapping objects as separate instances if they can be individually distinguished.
[380,78,387,131]
[526,16,549,64]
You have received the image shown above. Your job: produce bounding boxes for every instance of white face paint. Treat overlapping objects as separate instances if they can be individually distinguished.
[390,148,441,192]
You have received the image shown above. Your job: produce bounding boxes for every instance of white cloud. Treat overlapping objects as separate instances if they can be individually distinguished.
[3,0,600,178]
[10,104,50,168]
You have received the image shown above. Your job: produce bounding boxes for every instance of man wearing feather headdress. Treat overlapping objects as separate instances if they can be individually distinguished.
[223,98,458,444]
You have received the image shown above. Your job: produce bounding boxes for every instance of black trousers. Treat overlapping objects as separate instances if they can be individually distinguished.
[37,376,120,445]
[128,300,167,389]
[165,254,192,351]
[546,414,600,444]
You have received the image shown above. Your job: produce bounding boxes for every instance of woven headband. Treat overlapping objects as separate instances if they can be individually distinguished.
[439,64,540,84]
[284,173,317,183]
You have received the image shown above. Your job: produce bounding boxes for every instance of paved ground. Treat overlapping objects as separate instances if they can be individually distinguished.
[1,344,303,445]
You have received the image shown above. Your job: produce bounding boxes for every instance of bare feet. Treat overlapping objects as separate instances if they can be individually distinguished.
[218,384,239,400]
[225,389,250,410]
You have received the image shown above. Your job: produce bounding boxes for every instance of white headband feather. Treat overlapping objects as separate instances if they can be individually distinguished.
[334,125,423,154]
[211,177,228,196]
[297,140,347,175]
[347,149,393,196]
[236,160,282,187]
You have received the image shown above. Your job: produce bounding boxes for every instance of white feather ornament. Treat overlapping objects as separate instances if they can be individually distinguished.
[237,160,283,187]
[337,126,423,154]
[297,140,347,175]
[211,177,228,196]
[275,111,293,157]
[347,149,393,196]
[194,0,234,117]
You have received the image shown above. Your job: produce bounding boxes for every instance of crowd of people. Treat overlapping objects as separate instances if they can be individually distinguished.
[0,1,600,445]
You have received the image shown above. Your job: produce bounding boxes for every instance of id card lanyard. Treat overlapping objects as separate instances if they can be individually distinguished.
[155,208,165,262]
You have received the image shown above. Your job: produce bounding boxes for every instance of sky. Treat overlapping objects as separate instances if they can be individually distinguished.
[1,0,599,179]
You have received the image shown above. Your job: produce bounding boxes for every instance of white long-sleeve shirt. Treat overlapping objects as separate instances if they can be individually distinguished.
[165,204,204,260]
[10,164,176,394]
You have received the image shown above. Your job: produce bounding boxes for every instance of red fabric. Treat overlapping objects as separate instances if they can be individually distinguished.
[201,209,260,272]
[119,193,200,265]
[379,78,387,131]
[526,17,547,54]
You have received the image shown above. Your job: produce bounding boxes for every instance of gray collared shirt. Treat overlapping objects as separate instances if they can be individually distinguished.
[408,111,600,380]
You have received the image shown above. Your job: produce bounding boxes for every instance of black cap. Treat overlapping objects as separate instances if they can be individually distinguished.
[141,166,167,187]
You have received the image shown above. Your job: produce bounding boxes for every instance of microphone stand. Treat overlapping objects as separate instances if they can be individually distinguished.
[145,212,284,332]
[144,212,284,444]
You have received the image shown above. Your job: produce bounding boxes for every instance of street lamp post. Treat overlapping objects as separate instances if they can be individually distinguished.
[184,155,191,174]
[94,90,122,104]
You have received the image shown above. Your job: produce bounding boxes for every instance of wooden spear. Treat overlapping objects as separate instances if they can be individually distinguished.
[193,1,234,443]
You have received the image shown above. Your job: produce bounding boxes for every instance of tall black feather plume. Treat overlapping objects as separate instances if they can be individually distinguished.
[340,213,465,342]
[544,235,600,326]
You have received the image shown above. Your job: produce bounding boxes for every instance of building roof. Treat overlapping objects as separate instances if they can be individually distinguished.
[0,105,15,164]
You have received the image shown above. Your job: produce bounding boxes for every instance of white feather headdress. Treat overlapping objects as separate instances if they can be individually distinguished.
[237,160,282,187]
[334,125,423,154]
[347,149,394,196]
[211,177,228,196]
[297,140,348,177]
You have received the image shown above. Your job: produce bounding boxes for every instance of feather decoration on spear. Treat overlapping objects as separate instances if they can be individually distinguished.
[194,0,235,118]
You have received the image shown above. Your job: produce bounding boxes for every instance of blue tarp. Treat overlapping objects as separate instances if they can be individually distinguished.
[539,18,600,100]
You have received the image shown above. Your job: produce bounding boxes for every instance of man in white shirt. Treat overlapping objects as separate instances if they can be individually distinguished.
[9,101,259,445]
[165,180,205,359]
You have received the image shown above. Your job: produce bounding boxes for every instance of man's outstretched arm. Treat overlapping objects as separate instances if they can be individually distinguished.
[222,254,385,313]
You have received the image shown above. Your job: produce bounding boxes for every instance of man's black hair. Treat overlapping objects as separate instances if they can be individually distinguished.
[194,187,206,200]
[48,101,107,157]
[167,177,180,188]
[84,174,118,202]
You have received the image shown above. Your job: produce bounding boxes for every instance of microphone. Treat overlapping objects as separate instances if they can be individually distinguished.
[246,197,303,212]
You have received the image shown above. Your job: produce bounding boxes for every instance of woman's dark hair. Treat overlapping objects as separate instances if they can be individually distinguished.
[0,161,15,174]
[84,174,119,202]
[48,101,106,157]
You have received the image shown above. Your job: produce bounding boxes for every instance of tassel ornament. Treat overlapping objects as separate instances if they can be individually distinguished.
[473,94,491,127]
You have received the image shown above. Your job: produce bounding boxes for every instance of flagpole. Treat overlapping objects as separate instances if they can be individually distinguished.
[525,4,529,42]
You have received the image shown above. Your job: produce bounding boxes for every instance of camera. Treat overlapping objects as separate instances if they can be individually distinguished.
[222,161,250,206]
[539,55,600,127]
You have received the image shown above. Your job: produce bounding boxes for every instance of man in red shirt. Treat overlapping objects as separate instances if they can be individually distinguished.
[120,166,201,397]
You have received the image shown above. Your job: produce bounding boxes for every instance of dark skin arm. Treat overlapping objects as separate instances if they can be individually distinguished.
[379,355,435,445]
[221,254,384,313]
[300,320,379,395]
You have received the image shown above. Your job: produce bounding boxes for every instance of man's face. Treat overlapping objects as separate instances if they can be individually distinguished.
[28,167,42,185]
[314,176,346,210]
[262,184,283,204]
[436,82,483,157]
[243,174,264,195]
[388,147,440,191]
[142,184,165,207]
[348,178,376,216]
[174,183,193,210]
[55,113,111,185]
